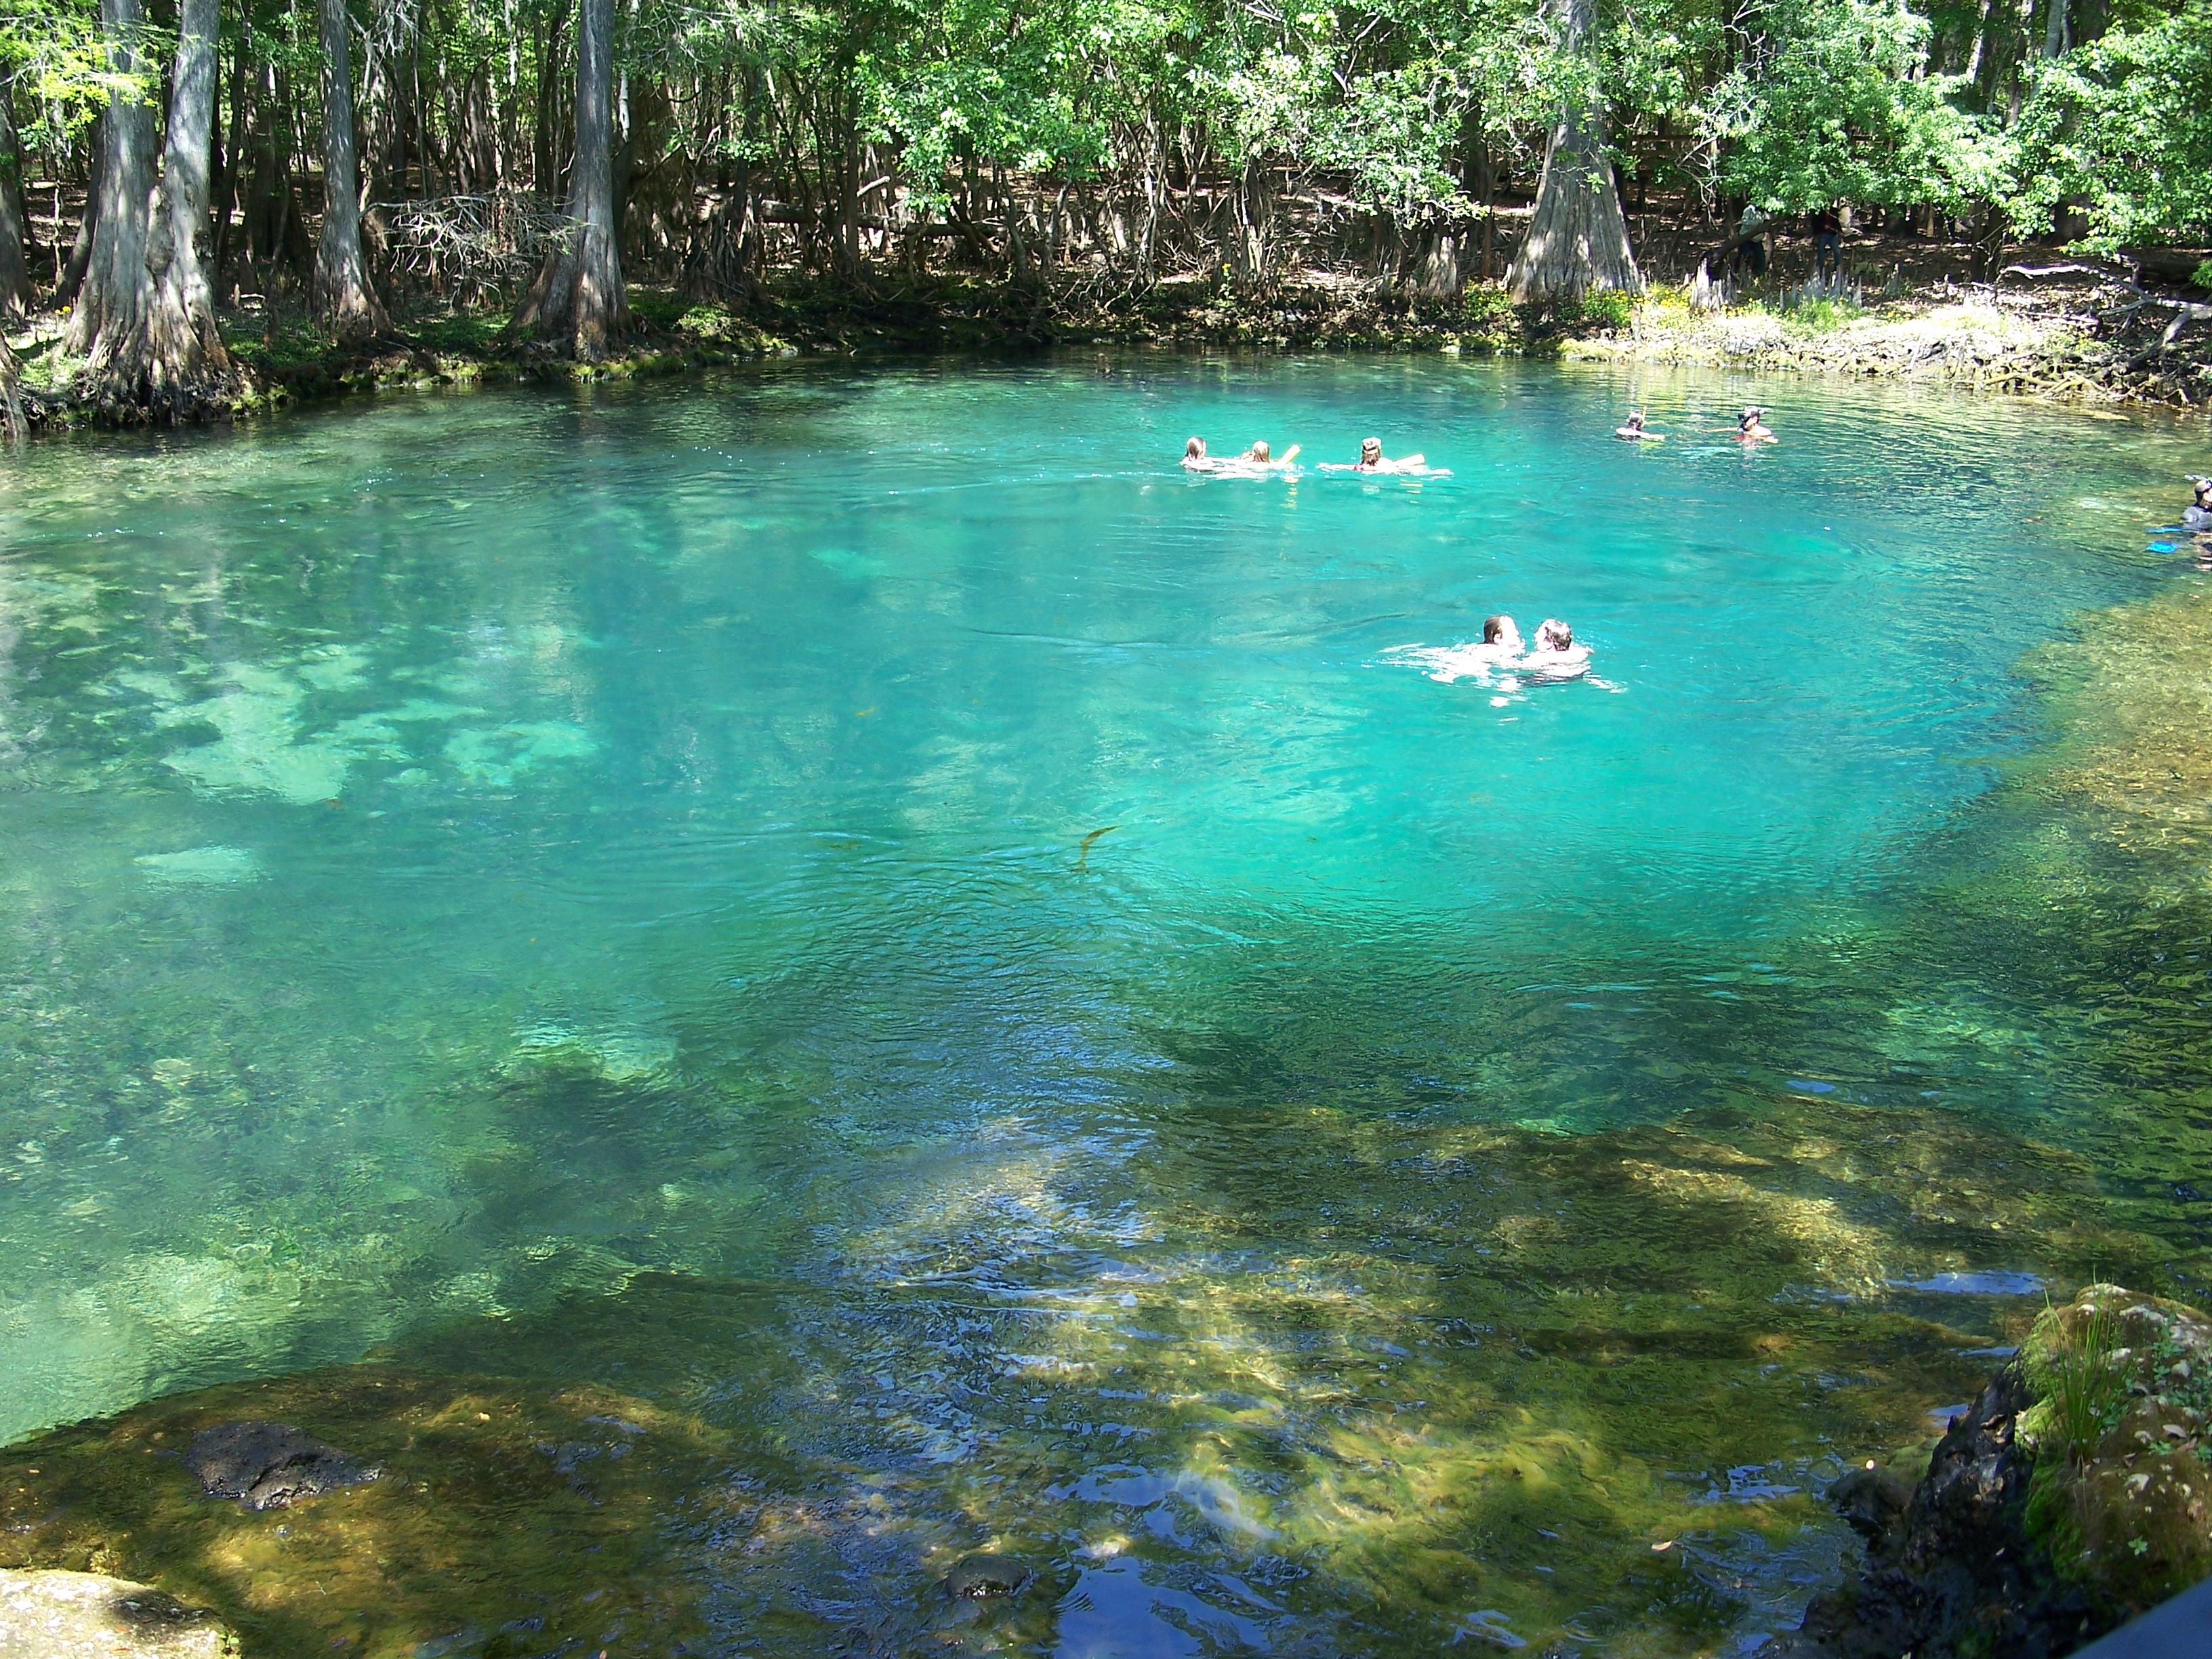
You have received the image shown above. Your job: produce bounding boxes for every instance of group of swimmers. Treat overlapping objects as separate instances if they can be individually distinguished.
[1383,613,1592,693]
[1182,435,1439,475]
[1184,404,1778,478]
[1616,404,1776,443]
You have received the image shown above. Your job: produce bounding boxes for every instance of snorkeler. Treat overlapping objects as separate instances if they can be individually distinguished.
[2186,476,2212,533]
[1616,411,1664,441]
[1736,405,1776,443]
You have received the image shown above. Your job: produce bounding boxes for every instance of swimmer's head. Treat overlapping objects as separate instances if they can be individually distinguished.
[1361,436,1382,462]
[1625,411,1645,428]
[1186,436,1206,459]
[1536,618,1573,652]
[1248,441,1271,462]
[2196,476,2212,504]
[1740,405,1763,428]
[1481,615,1519,647]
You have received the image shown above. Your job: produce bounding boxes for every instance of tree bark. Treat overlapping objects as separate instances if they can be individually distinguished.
[0,329,24,441]
[0,68,28,317]
[512,0,624,358]
[64,0,161,408]
[1509,0,1641,303]
[58,121,102,307]
[313,0,388,338]
[146,0,237,394]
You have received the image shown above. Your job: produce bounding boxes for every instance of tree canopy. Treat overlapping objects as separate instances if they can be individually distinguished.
[0,0,2205,377]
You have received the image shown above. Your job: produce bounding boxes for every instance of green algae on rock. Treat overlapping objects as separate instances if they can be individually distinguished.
[2020,1286,2212,1609]
[0,1370,740,1659]
[1769,1285,2212,1658]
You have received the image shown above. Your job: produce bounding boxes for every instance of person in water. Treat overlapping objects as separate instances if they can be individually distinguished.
[1616,410,1664,441]
[1183,436,1210,468]
[1736,405,1776,443]
[1354,436,1426,472]
[2186,477,2212,533]
[1241,440,1301,467]
[1521,617,1591,679]
[1480,615,1524,655]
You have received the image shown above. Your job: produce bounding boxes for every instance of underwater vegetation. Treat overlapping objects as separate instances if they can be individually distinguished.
[0,1087,2190,1658]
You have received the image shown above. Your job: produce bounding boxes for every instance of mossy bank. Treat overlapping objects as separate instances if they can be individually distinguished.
[8,265,2209,434]
[1771,1284,2212,1657]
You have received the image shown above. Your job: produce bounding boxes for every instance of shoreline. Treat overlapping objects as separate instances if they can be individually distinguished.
[8,266,2211,436]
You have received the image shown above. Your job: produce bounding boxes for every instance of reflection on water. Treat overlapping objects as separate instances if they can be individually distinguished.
[1,359,2210,1655]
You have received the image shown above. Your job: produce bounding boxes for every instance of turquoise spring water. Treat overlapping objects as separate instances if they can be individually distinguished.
[3,357,2209,1654]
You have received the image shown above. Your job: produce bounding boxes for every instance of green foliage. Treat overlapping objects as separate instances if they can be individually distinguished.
[0,0,158,148]
[2023,1290,2128,1464]
[2009,1,2212,247]
[2193,260,2212,292]
[1701,0,2000,211]
[1560,285,1633,329]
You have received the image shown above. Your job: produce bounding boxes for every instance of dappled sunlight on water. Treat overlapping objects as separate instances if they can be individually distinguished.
[3,359,2211,1654]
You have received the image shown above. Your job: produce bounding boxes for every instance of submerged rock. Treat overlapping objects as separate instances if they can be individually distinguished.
[186,1422,376,1511]
[945,1553,1031,1599]
[1768,1284,2212,1658]
[0,1568,234,1658]
[0,1365,744,1658]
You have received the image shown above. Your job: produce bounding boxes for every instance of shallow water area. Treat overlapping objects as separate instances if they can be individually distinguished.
[4,357,2212,1656]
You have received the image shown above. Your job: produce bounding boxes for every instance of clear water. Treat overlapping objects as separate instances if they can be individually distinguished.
[3,359,2210,1657]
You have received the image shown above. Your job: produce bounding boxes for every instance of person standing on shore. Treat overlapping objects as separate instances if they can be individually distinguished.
[1734,203,1769,280]
[1811,205,1843,283]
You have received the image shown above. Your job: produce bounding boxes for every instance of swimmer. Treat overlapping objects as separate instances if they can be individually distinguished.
[1183,436,1211,470]
[2186,476,2212,533]
[1520,617,1591,680]
[1736,405,1776,443]
[1616,410,1664,441]
[1355,436,1426,472]
[1240,439,1301,467]
[1319,437,1445,476]
[1481,614,1523,655]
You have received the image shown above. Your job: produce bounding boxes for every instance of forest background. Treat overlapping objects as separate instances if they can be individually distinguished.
[0,0,2207,415]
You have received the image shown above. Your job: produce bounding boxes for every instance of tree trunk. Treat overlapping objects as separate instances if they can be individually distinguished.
[142,0,236,403]
[58,122,102,307]
[213,35,245,286]
[511,0,623,357]
[0,329,24,441]
[314,0,388,338]
[1225,161,1270,289]
[1509,0,1641,303]
[64,0,161,409]
[1409,220,1462,298]
[0,68,28,317]
[2043,0,2069,55]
